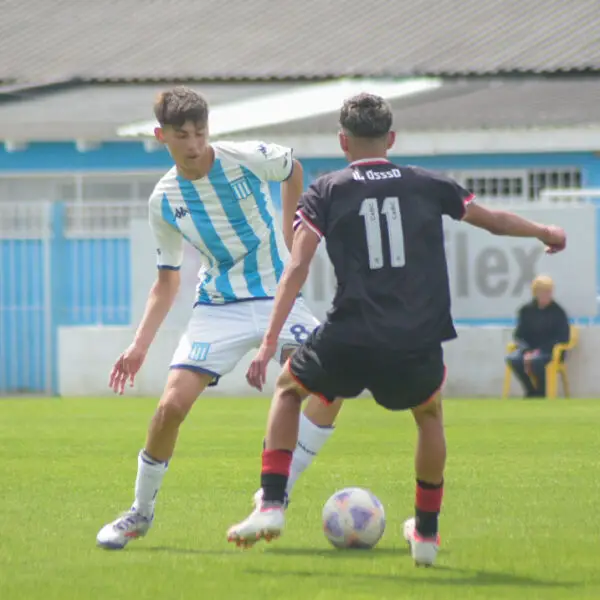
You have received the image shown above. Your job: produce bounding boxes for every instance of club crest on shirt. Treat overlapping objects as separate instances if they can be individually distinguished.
[230,176,253,201]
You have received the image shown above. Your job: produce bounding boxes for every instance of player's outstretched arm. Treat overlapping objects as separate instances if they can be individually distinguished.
[109,269,180,394]
[246,224,320,390]
[463,202,566,254]
[133,269,181,350]
[281,159,304,251]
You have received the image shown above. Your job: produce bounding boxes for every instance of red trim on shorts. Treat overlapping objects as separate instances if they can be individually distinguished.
[419,365,447,407]
[285,359,332,405]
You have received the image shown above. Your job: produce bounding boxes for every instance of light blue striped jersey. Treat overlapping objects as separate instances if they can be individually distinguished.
[148,140,292,305]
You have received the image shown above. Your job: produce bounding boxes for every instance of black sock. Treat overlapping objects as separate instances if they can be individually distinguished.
[415,509,439,537]
[415,479,443,537]
[261,474,288,503]
[261,449,292,504]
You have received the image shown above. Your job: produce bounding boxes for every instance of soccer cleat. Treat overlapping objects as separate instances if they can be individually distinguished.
[252,488,289,512]
[227,504,285,548]
[96,508,153,550]
[403,517,440,567]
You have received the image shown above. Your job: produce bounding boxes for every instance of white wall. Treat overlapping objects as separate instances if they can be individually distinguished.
[58,325,598,398]
[130,206,598,328]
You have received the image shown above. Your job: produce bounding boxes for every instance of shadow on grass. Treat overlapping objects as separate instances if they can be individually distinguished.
[265,546,411,558]
[244,563,579,589]
[129,546,238,556]
[130,545,581,589]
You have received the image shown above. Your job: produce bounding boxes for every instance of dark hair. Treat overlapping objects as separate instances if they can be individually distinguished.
[339,93,393,138]
[154,86,209,128]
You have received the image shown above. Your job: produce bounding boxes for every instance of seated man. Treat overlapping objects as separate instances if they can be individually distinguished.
[506,275,570,397]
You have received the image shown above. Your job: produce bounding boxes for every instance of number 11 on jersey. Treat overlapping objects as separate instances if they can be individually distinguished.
[359,197,406,269]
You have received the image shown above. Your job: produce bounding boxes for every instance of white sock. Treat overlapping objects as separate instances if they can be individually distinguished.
[132,450,168,517]
[287,413,334,497]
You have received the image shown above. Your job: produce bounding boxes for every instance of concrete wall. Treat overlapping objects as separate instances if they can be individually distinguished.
[58,325,598,398]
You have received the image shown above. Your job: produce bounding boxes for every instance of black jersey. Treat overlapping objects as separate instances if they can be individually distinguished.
[294,159,474,352]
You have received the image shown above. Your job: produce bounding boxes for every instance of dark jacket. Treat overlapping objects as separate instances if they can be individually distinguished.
[514,300,570,354]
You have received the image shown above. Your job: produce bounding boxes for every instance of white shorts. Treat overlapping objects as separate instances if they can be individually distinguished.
[170,297,319,386]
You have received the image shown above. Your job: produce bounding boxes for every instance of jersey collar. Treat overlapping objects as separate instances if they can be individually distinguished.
[350,158,392,166]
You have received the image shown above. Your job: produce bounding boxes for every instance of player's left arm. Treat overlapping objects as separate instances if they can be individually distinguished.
[247,224,320,390]
[463,203,566,253]
[434,171,566,253]
[245,141,302,250]
[264,224,320,346]
[280,159,304,251]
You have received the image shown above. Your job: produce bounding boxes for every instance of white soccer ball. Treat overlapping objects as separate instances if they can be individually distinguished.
[322,487,386,549]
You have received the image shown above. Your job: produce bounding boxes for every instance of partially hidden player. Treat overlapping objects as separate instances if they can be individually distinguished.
[96,87,343,549]
[227,93,567,566]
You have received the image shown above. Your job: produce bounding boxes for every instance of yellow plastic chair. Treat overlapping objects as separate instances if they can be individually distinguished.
[502,325,579,399]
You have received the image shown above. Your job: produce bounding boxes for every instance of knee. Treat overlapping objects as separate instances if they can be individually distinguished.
[505,354,520,367]
[303,396,342,427]
[154,394,190,429]
[275,369,305,404]
[412,392,443,424]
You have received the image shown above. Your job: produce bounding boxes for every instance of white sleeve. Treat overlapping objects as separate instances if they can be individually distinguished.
[244,141,294,182]
[148,195,184,270]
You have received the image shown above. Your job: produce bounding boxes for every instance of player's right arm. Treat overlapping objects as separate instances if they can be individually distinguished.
[109,194,184,394]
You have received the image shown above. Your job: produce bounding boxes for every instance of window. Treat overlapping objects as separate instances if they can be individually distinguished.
[463,174,524,200]
[528,168,581,201]
[455,168,582,203]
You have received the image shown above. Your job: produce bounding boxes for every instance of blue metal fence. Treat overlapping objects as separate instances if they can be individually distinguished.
[0,239,47,393]
[0,202,132,394]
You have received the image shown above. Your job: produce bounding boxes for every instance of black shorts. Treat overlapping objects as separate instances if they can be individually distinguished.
[288,325,446,411]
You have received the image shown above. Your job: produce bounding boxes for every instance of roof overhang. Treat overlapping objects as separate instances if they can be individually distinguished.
[117,77,443,138]
[220,127,600,157]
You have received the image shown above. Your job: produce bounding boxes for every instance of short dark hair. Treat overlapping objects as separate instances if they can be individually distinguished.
[154,86,209,128]
[339,93,393,138]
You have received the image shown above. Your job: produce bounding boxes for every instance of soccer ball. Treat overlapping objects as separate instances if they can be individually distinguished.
[322,487,386,549]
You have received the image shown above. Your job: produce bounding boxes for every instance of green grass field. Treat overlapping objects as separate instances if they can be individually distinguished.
[2,397,600,600]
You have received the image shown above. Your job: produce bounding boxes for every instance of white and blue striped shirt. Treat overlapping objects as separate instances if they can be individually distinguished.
[148,140,293,305]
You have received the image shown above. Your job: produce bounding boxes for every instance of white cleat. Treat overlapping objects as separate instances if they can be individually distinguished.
[227,504,285,548]
[403,517,440,567]
[96,508,153,550]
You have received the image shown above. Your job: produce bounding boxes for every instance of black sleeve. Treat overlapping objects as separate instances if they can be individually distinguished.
[554,305,571,345]
[513,306,530,348]
[438,175,475,221]
[412,167,475,221]
[293,179,328,239]
[538,305,570,354]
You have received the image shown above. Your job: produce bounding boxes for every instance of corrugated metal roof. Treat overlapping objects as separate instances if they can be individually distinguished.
[0,82,293,140]
[1,78,599,141]
[235,78,600,136]
[0,0,599,82]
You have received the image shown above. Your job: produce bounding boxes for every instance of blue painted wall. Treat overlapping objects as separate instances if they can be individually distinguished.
[2,141,599,207]
[1,141,600,182]
[1,142,599,393]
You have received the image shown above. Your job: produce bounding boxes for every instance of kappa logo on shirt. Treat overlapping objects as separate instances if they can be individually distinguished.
[174,207,189,219]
